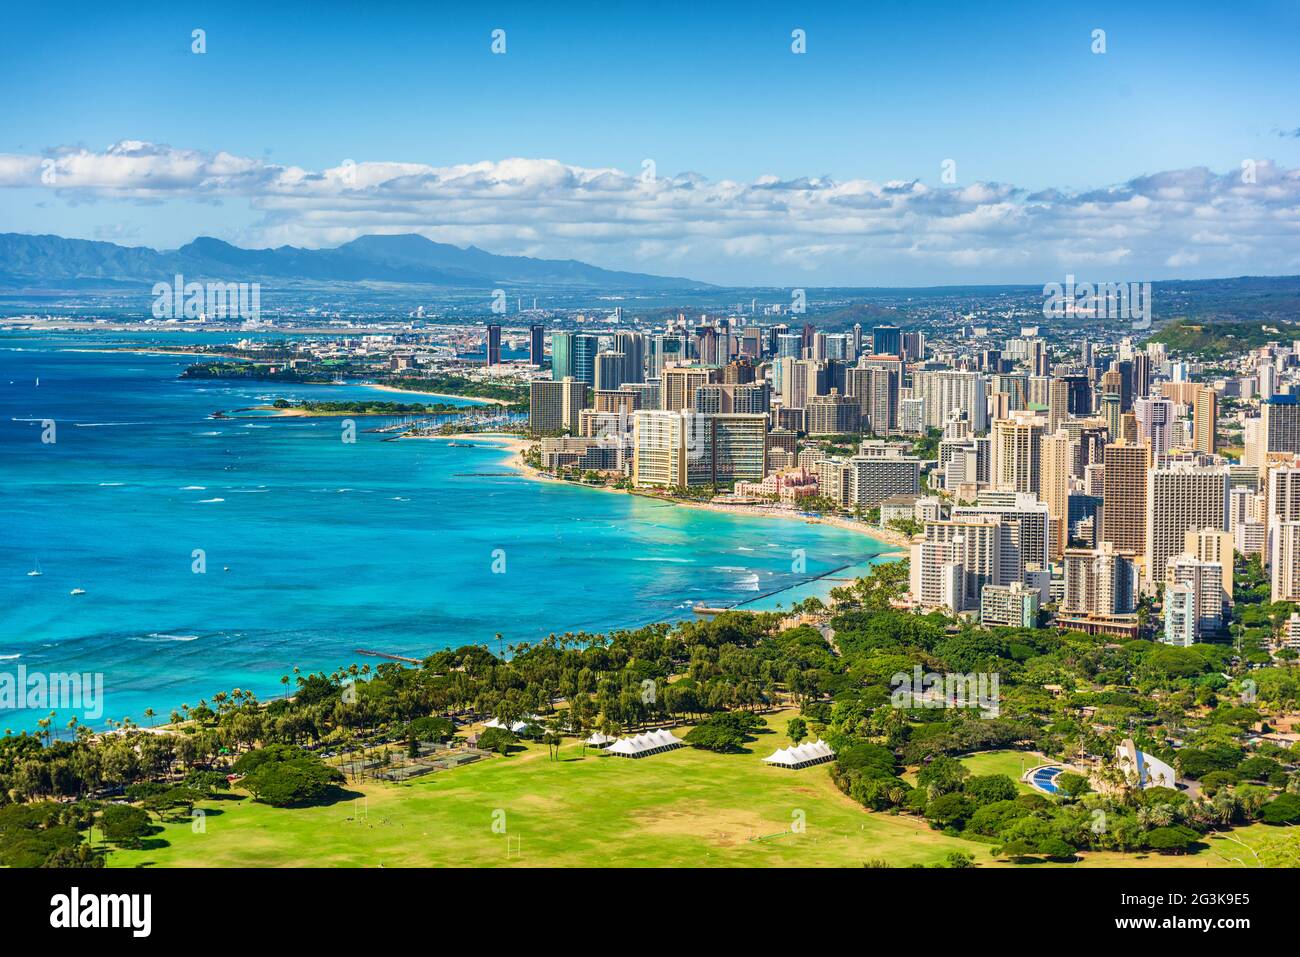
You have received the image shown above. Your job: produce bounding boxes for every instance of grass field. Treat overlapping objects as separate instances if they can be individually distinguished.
[107,710,991,868]
[104,717,1300,868]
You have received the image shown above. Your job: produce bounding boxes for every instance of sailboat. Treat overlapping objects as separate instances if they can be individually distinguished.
[26,559,42,577]
[70,588,86,596]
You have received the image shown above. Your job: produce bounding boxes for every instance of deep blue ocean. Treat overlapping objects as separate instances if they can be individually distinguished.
[0,330,889,730]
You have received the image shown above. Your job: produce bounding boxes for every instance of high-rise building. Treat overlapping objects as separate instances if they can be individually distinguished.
[1272,520,1300,602]
[551,332,599,386]
[661,366,718,411]
[910,515,1010,612]
[614,331,646,384]
[1144,464,1229,585]
[529,377,588,434]
[1040,429,1073,559]
[1164,553,1226,644]
[594,351,627,392]
[913,370,988,432]
[1193,386,1218,455]
[486,323,502,366]
[952,492,1052,584]
[1185,528,1234,600]
[631,411,766,488]
[1100,439,1151,562]
[991,411,1046,494]
[1062,543,1138,616]
[805,390,860,435]
[529,323,545,366]
[872,325,902,357]
[1133,397,1176,457]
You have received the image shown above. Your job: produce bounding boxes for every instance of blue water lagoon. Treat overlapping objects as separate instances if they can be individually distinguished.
[0,332,893,730]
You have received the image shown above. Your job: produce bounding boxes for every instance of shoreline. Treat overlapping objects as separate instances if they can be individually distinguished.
[415,431,912,551]
[368,382,509,406]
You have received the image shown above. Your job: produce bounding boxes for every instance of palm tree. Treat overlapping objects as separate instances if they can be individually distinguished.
[143,708,155,728]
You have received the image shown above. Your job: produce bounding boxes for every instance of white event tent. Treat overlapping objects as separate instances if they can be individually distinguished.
[763,739,836,769]
[584,732,616,748]
[603,728,683,758]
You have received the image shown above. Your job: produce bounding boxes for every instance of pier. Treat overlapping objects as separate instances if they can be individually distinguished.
[354,648,423,664]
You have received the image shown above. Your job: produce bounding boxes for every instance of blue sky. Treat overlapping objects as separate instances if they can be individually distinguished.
[2,0,1299,285]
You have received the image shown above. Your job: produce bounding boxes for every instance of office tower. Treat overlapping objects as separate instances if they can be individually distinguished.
[1133,397,1176,456]
[740,327,764,359]
[1028,338,1049,377]
[529,377,588,434]
[1144,464,1229,585]
[913,369,988,432]
[614,331,646,384]
[1186,528,1234,599]
[529,323,545,365]
[1060,374,1091,416]
[1130,352,1151,400]
[902,331,926,362]
[1193,387,1218,455]
[872,325,902,357]
[1062,543,1138,616]
[486,323,502,366]
[1101,440,1151,560]
[805,391,860,435]
[991,412,1046,494]
[991,373,1028,411]
[852,323,863,357]
[594,351,627,392]
[551,332,599,386]
[661,366,718,411]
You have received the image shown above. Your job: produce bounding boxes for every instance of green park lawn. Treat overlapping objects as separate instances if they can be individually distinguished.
[106,710,992,868]
[104,722,1300,869]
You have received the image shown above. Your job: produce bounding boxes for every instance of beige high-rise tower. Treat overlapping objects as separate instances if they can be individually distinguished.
[1040,429,1074,560]
[1101,439,1151,567]
[1193,386,1218,455]
[991,411,1046,495]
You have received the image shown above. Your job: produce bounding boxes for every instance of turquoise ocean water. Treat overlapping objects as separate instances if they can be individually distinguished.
[0,331,893,730]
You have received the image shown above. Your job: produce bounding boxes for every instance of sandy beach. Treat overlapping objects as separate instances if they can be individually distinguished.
[369,382,511,406]
[415,431,910,551]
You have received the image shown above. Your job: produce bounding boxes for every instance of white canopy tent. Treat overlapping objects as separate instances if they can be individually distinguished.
[604,728,683,758]
[763,739,836,769]
[484,717,531,735]
[585,732,616,748]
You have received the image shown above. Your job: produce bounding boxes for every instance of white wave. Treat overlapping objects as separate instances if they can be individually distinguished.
[735,572,761,591]
[75,422,133,428]
[0,653,20,660]
[633,556,693,563]
[180,485,206,490]
[137,633,199,643]
[197,497,225,503]
[98,482,125,487]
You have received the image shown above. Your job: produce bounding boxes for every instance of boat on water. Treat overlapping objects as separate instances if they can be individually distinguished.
[27,558,42,577]
[70,588,86,596]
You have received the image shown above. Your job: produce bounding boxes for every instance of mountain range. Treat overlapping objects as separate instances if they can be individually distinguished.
[0,233,706,290]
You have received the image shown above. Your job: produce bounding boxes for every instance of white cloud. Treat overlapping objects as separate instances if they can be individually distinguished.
[2,141,1299,285]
